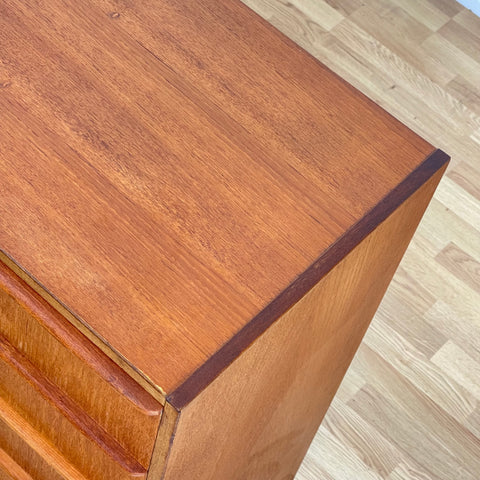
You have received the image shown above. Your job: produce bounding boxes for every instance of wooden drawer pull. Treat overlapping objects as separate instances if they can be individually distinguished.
[0,397,87,480]
[0,263,160,414]
[0,263,162,467]
[0,336,145,477]
[0,448,34,480]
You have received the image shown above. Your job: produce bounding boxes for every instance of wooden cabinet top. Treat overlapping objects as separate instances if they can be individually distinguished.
[0,0,447,407]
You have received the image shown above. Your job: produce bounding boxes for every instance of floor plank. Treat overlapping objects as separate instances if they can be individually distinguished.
[432,341,480,399]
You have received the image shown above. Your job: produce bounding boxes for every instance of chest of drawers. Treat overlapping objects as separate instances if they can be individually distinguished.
[0,1,448,479]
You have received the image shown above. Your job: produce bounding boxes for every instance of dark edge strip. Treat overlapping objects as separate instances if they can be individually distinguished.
[168,149,450,409]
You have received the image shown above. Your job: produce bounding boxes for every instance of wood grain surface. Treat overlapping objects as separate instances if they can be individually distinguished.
[0,0,446,405]
[159,167,445,480]
[0,336,146,480]
[235,1,480,479]
[0,397,87,480]
[0,261,162,467]
[0,448,34,480]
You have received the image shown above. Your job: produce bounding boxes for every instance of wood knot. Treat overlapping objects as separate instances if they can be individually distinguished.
[0,81,11,89]
[109,11,120,19]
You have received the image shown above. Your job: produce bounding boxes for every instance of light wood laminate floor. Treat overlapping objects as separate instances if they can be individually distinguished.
[241,1,480,478]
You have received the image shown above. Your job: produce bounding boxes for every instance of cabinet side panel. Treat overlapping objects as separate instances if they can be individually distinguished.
[160,167,446,480]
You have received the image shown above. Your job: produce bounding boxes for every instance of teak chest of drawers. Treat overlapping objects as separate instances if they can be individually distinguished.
[0,1,449,479]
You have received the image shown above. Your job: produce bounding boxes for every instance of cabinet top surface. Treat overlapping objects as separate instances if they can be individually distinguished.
[0,0,445,405]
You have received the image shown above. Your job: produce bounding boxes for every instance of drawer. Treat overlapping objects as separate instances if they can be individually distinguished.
[0,335,146,480]
[0,392,84,480]
[0,444,34,480]
[0,261,163,468]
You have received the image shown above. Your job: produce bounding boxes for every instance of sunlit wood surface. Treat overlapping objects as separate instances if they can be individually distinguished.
[241,1,480,478]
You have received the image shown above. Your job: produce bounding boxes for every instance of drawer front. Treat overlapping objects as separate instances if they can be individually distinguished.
[0,397,80,480]
[0,261,162,468]
[0,446,35,480]
[0,336,146,480]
